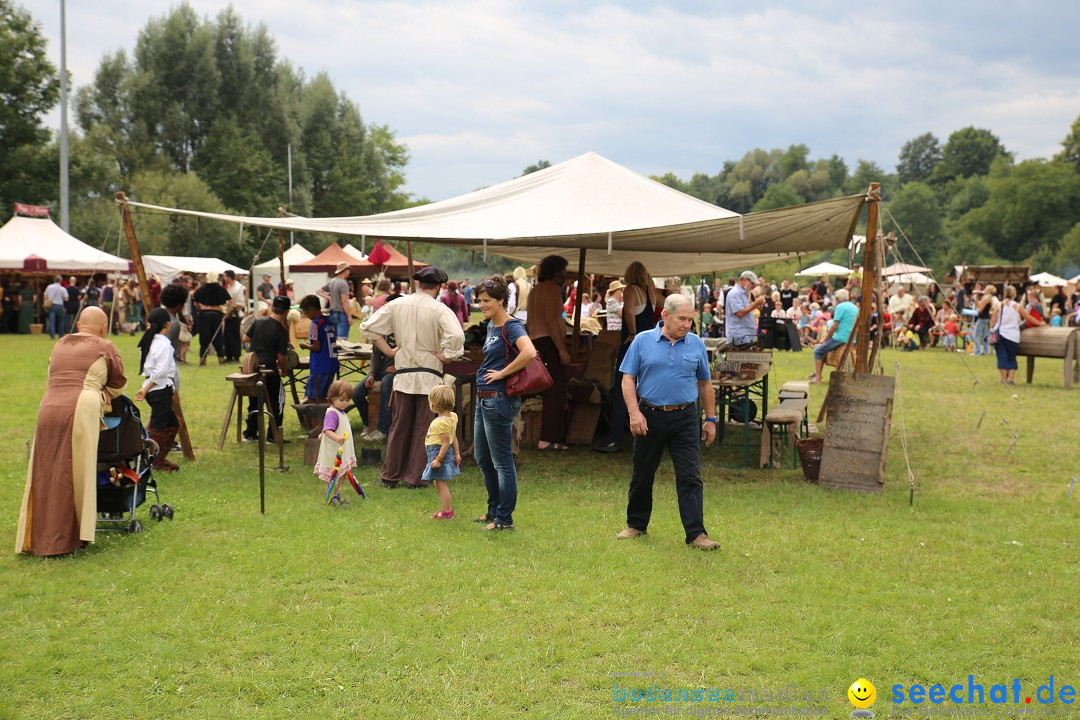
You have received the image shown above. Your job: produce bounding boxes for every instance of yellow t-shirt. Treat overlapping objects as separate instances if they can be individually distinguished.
[425,413,458,446]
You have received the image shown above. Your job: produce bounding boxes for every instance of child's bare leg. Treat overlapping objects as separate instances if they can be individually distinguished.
[434,480,452,512]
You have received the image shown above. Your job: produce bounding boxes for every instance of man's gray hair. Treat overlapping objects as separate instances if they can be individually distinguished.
[664,293,693,314]
[834,288,849,303]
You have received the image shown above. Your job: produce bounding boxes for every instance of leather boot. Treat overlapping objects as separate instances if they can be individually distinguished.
[151,426,180,471]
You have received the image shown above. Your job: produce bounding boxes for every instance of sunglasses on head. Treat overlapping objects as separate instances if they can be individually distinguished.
[479,279,499,289]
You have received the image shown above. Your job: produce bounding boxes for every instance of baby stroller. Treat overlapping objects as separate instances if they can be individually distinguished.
[96,395,174,534]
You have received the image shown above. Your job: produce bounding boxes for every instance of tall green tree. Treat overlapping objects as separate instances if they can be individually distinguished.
[0,0,59,212]
[931,127,1009,184]
[896,132,942,185]
[1053,113,1080,170]
[958,159,1080,261]
[881,181,943,262]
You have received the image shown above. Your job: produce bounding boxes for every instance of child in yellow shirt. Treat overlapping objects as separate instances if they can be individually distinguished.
[421,384,460,519]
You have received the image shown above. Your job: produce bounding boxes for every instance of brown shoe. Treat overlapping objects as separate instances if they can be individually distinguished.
[616,527,645,539]
[689,533,720,551]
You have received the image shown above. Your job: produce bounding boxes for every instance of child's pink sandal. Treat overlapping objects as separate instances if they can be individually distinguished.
[432,509,454,520]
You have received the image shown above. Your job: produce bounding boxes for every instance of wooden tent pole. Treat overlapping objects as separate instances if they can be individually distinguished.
[115,191,195,461]
[406,241,416,292]
[572,249,586,360]
[115,192,152,321]
[854,182,881,373]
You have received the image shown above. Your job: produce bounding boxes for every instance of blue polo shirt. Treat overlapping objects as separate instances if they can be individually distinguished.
[619,324,711,406]
[724,284,757,340]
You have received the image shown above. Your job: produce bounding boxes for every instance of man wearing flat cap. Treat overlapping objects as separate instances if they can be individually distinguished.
[361,266,465,488]
[318,261,355,341]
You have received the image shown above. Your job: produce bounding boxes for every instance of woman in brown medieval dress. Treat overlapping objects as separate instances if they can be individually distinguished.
[16,307,127,556]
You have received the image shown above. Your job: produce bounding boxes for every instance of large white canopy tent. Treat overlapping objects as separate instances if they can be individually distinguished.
[142,255,249,284]
[118,152,867,278]
[0,214,131,274]
[252,243,315,287]
[796,261,852,277]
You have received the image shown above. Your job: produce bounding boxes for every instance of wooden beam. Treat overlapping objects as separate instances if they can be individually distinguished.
[115,191,152,321]
[854,182,881,373]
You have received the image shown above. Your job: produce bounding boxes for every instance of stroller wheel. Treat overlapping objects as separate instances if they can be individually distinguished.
[150,505,162,521]
[162,504,174,520]
[128,519,143,534]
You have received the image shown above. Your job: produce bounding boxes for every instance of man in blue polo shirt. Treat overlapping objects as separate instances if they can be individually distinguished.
[615,294,720,551]
[810,288,858,383]
[725,270,767,347]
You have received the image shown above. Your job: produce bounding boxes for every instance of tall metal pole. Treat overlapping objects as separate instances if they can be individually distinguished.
[287,144,294,247]
[854,182,881,374]
[58,0,70,232]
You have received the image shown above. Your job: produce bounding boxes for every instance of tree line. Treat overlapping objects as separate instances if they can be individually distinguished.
[654,124,1080,280]
[4,0,1080,280]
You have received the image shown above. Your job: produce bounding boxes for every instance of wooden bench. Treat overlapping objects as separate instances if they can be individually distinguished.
[1017,327,1080,388]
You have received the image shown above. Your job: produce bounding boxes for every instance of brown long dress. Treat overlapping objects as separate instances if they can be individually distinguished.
[16,334,127,556]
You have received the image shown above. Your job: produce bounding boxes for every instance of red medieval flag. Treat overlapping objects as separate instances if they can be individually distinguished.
[367,238,392,266]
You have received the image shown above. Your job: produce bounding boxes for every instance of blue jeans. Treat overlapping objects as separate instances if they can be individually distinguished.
[474,392,521,526]
[973,318,990,355]
[48,305,67,339]
[353,372,393,434]
[329,311,350,341]
[813,337,845,360]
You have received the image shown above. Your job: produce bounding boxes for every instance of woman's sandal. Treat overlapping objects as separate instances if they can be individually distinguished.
[473,514,494,523]
[432,509,454,520]
[537,442,570,451]
[484,522,514,531]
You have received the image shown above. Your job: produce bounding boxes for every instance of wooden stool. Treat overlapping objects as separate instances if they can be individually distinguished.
[761,409,801,469]
[218,372,287,470]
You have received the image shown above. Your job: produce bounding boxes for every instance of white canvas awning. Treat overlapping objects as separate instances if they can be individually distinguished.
[143,255,249,284]
[796,261,852,277]
[0,214,132,274]
[118,152,867,277]
[1029,271,1068,288]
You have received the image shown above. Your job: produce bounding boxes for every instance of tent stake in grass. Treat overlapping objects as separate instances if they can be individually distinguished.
[1068,477,1077,498]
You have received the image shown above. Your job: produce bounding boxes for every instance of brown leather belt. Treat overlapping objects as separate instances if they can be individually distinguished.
[477,390,503,398]
[640,400,693,412]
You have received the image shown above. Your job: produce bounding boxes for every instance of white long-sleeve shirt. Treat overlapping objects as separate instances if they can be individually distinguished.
[141,334,179,393]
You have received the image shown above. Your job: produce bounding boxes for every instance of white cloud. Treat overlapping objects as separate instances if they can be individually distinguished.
[29,0,1080,201]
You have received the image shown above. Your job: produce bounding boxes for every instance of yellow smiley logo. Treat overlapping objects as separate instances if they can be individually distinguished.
[848,678,877,708]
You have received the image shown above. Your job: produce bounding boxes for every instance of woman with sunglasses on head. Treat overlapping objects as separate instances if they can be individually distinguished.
[473,275,538,531]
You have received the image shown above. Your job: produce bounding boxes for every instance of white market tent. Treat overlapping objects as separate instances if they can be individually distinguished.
[341,244,368,262]
[796,261,852,277]
[118,152,867,277]
[0,214,131,274]
[143,255,249,284]
[886,271,933,285]
[252,244,315,286]
[1029,271,1069,288]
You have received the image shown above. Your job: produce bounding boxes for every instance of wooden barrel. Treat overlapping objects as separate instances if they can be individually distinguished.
[1017,326,1078,358]
[1017,327,1079,388]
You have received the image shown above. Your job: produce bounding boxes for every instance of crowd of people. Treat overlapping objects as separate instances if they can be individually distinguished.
[16,252,1080,557]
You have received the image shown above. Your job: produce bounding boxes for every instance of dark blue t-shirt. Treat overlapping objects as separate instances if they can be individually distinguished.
[308,315,339,375]
[477,319,528,392]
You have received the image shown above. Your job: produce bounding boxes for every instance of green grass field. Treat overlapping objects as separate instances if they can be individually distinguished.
[1,334,1077,719]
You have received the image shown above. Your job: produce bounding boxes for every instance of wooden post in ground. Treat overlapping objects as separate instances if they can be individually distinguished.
[854,182,881,374]
[114,192,153,321]
[171,392,196,461]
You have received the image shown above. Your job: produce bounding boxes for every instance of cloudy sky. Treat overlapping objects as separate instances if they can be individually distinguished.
[31,1,1080,202]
